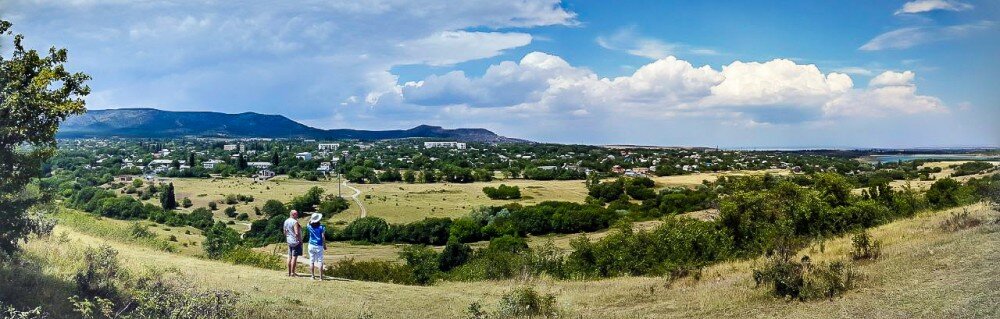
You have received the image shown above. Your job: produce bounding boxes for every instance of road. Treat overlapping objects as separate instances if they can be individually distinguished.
[341,180,366,218]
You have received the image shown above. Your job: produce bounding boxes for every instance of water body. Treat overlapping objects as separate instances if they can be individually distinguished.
[869,154,1000,164]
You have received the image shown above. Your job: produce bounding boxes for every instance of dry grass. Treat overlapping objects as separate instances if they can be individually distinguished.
[25,202,998,318]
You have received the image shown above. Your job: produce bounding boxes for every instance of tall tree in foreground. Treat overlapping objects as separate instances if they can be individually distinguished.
[160,183,178,210]
[0,20,89,256]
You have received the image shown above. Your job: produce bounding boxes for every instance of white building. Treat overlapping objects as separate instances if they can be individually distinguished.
[148,159,173,167]
[248,162,273,169]
[223,144,238,151]
[317,161,332,172]
[424,141,466,149]
[318,143,340,151]
[295,152,313,161]
[203,159,224,169]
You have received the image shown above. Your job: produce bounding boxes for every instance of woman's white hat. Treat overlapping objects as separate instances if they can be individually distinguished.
[309,213,323,223]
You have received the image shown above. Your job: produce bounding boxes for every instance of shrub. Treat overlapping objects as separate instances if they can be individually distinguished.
[399,245,440,285]
[482,184,521,200]
[495,287,558,318]
[220,247,283,270]
[224,194,239,205]
[181,197,193,208]
[128,223,153,239]
[339,217,391,243]
[438,240,472,271]
[74,245,124,299]
[849,232,881,261]
[207,202,218,211]
[939,209,982,232]
[224,206,237,218]
[203,222,241,259]
[326,259,416,285]
[753,254,858,301]
[317,196,350,215]
[236,213,249,221]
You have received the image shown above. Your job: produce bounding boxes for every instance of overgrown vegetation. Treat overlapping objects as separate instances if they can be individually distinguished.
[482,184,522,200]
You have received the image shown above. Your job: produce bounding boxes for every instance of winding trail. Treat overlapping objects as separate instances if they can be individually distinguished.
[342,180,366,218]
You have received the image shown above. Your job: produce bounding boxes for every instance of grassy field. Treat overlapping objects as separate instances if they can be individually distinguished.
[17,202,998,318]
[153,170,784,226]
[888,161,1000,191]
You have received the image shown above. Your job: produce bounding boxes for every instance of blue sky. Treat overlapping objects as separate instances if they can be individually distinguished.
[4,0,998,147]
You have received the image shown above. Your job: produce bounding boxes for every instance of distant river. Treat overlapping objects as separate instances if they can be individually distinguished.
[867,154,1000,163]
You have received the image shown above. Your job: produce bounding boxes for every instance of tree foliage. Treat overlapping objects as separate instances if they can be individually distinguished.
[0,20,89,255]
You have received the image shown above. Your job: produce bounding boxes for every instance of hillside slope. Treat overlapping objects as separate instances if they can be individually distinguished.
[15,204,999,318]
[58,108,526,142]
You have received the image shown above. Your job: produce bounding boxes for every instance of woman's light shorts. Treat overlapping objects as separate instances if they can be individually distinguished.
[308,244,324,264]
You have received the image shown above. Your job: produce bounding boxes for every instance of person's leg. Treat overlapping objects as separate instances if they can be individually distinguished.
[318,261,323,281]
[287,245,294,276]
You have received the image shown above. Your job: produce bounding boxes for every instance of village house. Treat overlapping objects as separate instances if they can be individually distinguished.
[248,161,273,169]
[202,159,224,169]
[255,169,275,181]
[295,152,313,161]
[223,144,238,151]
[317,143,339,151]
[424,141,466,149]
[611,165,625,174]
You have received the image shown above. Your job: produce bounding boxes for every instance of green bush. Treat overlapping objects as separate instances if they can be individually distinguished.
[496,287,558,318]
[399,245,439,285]
[849,232,881,261]
[224,206,237,218]
[753,254,858,301]
[482,184,521,200]
[220,247,283,270]
[339,217,391,243]
[326,259,416,285]
[74,245,124,299]
[207,202,218,211]
[203,222,241,259]
[438,240,471,271]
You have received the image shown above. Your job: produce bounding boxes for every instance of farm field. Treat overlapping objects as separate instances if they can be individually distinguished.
[20,203,999,318]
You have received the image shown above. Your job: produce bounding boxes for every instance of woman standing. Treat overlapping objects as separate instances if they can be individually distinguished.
[306,213,327,281]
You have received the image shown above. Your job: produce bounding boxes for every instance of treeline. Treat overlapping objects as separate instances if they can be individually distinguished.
[324,173,999,285]
[242,187,349,245]
[66,185,216,230]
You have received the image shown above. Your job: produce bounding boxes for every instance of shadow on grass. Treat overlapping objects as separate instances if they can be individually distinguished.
[0,258,79,318]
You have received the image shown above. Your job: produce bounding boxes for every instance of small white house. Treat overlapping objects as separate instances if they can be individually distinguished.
[318,143,340,151]
[203,159,224,169]
[295,152,313,161]
[223,144,238,151]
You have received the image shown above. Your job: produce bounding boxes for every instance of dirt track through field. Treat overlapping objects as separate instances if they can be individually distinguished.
[342,180,366,218]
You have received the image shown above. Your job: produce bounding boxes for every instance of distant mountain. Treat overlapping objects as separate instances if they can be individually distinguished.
[58,108,527,143]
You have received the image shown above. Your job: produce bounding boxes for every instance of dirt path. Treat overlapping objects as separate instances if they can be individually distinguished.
[342,180,366,218]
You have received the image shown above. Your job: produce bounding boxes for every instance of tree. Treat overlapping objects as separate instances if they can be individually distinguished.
[261,199,287,218]
[403,170,416,183]
[187,152,196,167]
[159,183,177,210]
[203,221,241,259]
[171,159,180,170]
[0,20,90,255]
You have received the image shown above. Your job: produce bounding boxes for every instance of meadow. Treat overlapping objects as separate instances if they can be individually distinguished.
[13,202,998,318]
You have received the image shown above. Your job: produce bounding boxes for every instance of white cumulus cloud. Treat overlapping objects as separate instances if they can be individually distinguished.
[895,0,973,15]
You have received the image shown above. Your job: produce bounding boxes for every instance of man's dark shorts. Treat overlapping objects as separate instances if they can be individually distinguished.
[288,242,303,257]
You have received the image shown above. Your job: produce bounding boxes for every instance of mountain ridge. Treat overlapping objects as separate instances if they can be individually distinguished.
[58,108,528,143]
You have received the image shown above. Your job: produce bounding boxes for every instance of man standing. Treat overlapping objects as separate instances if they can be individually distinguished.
[283,210,302,276]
